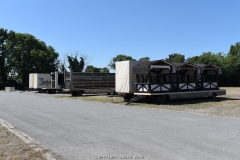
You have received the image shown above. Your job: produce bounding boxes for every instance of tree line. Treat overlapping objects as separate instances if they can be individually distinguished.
[0,28,110,88]
[0,28,239,88]
[162,46,240,86]
[108,43,240,86]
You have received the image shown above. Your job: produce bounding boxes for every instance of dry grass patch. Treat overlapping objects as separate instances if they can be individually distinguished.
[55,94,126,104]
[54,88,240,118]
[0,124,46,160]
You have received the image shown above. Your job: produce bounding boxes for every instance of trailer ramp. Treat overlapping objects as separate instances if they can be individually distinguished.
[126,95,146,105]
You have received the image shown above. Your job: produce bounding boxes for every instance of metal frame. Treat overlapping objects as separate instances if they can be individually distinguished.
[133,60,221,93]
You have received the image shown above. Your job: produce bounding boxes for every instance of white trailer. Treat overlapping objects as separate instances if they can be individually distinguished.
[29,72,63,94]
[29,73,51,89]
[115,60,226,104]
[115,60,143,101]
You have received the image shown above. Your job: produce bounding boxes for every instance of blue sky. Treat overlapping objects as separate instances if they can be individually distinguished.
[1,0,240,70]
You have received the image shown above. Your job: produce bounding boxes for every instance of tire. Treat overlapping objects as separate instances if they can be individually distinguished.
[47,90,50,94]
[155,95,166,105]
[48,90,54,94]
[211,92,216,100]
[164,95,170,102]
[71,91,83,96]
[71,91,77,96]
[77,91,83,96]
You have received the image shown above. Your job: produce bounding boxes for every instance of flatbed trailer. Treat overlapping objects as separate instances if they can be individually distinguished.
[134,89,226,104]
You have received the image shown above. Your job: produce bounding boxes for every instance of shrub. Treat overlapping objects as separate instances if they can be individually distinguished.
[0,80,24,90]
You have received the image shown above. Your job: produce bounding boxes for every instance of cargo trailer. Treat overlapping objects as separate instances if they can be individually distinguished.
[115,60,226,104]
[63,70,115,96]
[29,72,63,94]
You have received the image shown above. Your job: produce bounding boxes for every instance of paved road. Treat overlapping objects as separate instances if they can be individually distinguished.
[0,91,240,160]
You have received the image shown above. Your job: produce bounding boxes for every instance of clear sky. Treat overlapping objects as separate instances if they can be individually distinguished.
[1,0,240,70]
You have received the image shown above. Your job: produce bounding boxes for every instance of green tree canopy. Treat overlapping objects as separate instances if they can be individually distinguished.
[85,65,109,73]
[67,56,85,72]
[85,65,101,72]
[100,67,109,73]
[108,54,135,70]
[186,56,199,64]
[166,53,185,63]
[187,52,225,67]
[225,42,240,77]
[5,31,59,84]
[198,52,225,66]
[139,57,150,62]
[0,28,9,81]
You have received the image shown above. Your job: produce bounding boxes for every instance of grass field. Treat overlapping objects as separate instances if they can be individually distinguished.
[55,87,240,118]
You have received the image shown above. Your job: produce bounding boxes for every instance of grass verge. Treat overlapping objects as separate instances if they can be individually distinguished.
[0,124,46,160]
[54,87,240,118]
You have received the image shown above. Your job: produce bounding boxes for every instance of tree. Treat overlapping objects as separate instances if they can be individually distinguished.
[139,57,150,62]
[166,53,185,63]
[58,56,67,73]
[62,51,92,72]
[198,52,225,66]
[226,42,240,74]
[67,56,84,72]
[100,67,109,73]
[85,65,110,73]
[59,63,66,73]
[5,32,59,85]
[85,65,101,72]
[0,28,9,81]
[108,54,135,70]
[225,42,240,83]
[186,56,199,63]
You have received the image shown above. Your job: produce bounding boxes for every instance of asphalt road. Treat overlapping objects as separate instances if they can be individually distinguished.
[0,91,240,160]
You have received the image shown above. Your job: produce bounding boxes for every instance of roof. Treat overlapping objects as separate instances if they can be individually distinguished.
[132,60,174,74]
[132,60,222,74]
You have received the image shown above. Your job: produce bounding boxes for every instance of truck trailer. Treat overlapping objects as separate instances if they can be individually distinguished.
[29,71,115,96]
[29,72,64,94]
[115,60,226,104]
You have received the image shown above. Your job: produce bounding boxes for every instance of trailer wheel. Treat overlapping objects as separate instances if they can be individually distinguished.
[211,92,216,100]
[155,95,166,105]
[71,91,77,96]
[48,90,56,94]
[164,95,170,102]
[76,91,83,96]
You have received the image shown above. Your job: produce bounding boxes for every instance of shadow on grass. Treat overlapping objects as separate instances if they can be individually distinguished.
[165,97,239,105]
[129,97,240,106]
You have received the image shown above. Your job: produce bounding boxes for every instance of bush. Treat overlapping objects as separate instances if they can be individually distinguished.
[0,80,24,90]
